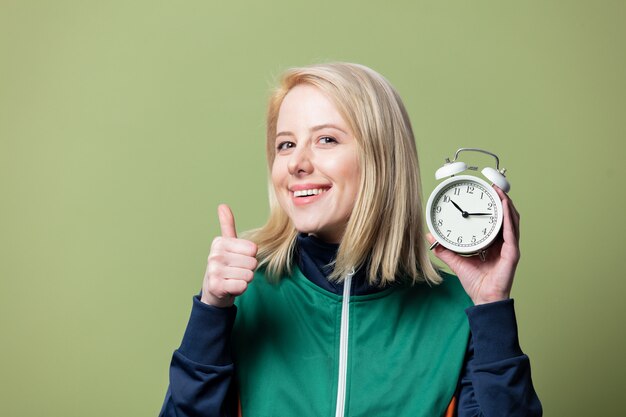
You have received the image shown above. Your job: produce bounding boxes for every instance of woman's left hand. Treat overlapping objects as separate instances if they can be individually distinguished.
[426,186,521,305]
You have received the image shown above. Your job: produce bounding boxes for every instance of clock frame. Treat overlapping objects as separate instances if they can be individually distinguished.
[426,175,503,255]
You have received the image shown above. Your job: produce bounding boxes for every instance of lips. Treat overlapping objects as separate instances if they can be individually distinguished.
[289,184,331,205]
[293,188,328,197]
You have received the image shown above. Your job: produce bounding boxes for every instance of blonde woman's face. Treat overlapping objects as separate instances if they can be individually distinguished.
[272,85,360,243]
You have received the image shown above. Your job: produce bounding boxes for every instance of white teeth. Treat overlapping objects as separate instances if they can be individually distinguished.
[293,188,327,197]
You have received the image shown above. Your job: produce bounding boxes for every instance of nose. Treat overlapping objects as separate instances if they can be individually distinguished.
[288,145,313,176]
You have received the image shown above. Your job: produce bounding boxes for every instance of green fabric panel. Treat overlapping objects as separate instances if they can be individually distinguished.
[233,268,341,416]
[347,275,472,417]
[233,268,472,417]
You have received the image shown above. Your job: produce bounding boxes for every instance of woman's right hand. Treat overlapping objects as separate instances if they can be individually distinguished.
[201,204,258,308]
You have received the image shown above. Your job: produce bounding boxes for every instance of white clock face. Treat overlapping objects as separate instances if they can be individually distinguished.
[426,175,503,254]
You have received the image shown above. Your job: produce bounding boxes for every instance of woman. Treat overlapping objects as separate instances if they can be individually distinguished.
[159,63,542,416]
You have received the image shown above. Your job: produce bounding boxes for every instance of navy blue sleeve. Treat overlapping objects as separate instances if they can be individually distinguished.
[159,295,237,417]
[457,299,543,417]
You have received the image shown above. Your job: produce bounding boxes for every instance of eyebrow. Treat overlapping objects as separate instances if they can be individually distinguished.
[275,123,349,138]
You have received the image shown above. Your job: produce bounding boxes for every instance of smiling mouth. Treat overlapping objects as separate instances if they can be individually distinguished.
[292,188,330,198]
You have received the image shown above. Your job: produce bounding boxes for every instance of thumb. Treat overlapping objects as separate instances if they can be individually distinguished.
[426,233,461,266]
[218,204,237,238]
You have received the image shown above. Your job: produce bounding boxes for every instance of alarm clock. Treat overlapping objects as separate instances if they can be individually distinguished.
[425,148,511,258]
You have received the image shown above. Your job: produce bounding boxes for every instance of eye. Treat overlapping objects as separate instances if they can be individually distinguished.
[276,141,295,152]
[318,136,337,145]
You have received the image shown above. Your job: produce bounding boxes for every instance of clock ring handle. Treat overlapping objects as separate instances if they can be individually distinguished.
[452,148,502,171]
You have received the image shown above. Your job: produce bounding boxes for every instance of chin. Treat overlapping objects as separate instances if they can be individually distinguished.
[293,224,322,236]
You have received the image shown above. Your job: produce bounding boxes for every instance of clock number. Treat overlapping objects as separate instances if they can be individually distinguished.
[437,219,443,226]
[457,236,463,243]
[436,206,442,213]
[446,230,452,238]
[487,202,493,210]
[443,195,450,203]
[482,228,487,235]
[489,216,496,224]
[471,235,477,243]
[453,188,460,196]
[466,186,474,194]
[480,192,484,200]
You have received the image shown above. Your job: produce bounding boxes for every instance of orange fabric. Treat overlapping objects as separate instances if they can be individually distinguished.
[443,395,457,417]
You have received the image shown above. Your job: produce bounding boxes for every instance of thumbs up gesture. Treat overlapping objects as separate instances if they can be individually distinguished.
[201,204,258,308]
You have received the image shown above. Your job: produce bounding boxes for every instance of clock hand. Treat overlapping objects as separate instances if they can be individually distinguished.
[450,199,469,218]
[466,212,493,216]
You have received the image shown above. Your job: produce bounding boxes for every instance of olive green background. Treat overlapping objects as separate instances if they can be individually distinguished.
[1,1,624,416]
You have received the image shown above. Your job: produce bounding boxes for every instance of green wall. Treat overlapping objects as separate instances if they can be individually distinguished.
[1,1,624,415]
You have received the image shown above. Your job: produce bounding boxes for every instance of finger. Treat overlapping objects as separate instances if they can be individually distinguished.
[222,279,248,296]
[511,206,520,241]
[425,232,447,253]
[218,266,255,282]
[218,204,237,238]
[509,201,520,239]
[426,233,465,270]
[502,199,516,243]
[221,252,258,270]
[211,236,258,258]
[494,187,520,241]
[493,184,511,201]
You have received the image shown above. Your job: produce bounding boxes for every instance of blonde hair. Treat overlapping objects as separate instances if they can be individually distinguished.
[246,62,441,286]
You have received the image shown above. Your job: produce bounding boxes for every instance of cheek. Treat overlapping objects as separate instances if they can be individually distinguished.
[270,163,282,198]
[270,162,288,207]
[340,156,361,196]
[270,160,285,187]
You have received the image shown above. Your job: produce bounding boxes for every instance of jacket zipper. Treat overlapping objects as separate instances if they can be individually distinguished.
[334,268,355,417]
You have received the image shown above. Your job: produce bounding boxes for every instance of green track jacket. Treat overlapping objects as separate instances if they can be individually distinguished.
[233,267,473,417]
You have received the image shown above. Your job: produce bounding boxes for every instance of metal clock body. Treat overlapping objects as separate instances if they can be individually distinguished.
[426,175,503,255]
